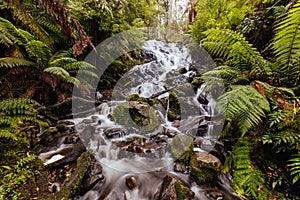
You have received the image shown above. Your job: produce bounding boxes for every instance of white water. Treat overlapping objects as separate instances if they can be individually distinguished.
[73,40,220,200]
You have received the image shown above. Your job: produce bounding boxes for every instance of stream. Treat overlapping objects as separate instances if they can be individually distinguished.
[40,39,240,200]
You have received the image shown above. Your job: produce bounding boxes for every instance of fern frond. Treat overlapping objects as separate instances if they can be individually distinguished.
[273,2,300,87]
[0,17,31,46]
[0,57,34,68]
[0,128,17,140]
[231,138,269,199]
[202,65,249,86]
[288,152,300,184]
[44,67,80,85]
[202,29,270,75]
[218,85,270,135]
[25,40,52,66]
[218,85,270,136]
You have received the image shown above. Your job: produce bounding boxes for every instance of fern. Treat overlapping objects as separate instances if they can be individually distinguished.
[44,67,80,85]
[25,40,52,66]
[226,137,269,199]
[0,57,34,68]
[273,2,300,87]
[0,17,32,46]
[288,152,300,184]
[218,84,270,136]
[202,65,250,87]
[202,29,270,75]
[0,98,47,140]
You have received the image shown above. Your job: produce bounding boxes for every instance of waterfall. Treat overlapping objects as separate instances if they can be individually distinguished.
[73,39,222,200]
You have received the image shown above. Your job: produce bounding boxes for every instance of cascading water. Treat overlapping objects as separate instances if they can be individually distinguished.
[67,40,228,199]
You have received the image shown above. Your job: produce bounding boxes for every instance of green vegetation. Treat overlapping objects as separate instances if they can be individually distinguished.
[196,1,300,198]
[0,0,299,199]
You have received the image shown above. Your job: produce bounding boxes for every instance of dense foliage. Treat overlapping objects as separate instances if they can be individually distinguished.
[198,1,300,199]
[0,0,299,199]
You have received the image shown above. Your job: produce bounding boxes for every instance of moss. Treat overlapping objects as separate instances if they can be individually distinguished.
[174,181,194,200]
[167,91,181,121]
[170,134,194,163]
[191,77,204,90]
[113,101,159,134]
[189,153,220,184]
[57,123,67,132]
[57,152,92,199]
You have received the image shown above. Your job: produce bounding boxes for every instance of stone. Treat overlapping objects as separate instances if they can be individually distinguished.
[80,125,95,144]
[125,176,138,190]
[103,127,126,139]
[91,115,99,123]
[190,151,221,184]
[113,101,159,134]
[154,174,194,200]
[177,66,187,74]
[174,162,188,174]
[82,161,104,192]
[207,191,224,200]
[172,120,180,128]
[82,118,93,124]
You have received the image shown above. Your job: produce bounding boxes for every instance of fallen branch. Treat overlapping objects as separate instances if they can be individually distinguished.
[149,87,175,99]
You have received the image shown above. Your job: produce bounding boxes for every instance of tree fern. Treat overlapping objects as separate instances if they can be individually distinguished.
[202,65,250,87]
[202,29,270,75]
[273,2,300,87]
[218,84,270,136]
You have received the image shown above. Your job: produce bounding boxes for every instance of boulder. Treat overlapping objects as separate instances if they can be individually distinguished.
[81,160,104,193]
[113,100,159,134]
[190,151,221,184]
[154,174,194,200]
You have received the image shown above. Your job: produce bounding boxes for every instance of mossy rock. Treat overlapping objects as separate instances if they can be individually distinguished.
[170,134,194,162]
[57,152,92,199]
[126,94,158,106]
[154,174,194,200]
[167,91,181,121]
[190,151,221,184]
[57,123,67,132]
[174,181,194,200]
[113,101,159,134]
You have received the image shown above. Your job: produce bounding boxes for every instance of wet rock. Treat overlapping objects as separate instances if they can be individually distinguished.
[57,123,68,132]
[167,91,181,121]
[61,120,75,126]
[91,115,99,123]
[113,101,159,134]
[64,136,80,144]
[197,94,209,105]
[170,134,194,162]
[154,174,194,200]
[58,152,91,198]
[174,162,188,174]
[177,66,187,74]
[104,127,126,139]
[125,176,138,190]
[82,160,104,193]
[82,118,93,124]
[172,120,180,128]
[46,141,86,169]
[49,182,61,193]
[190,151,221,184]
[194,137,203,147]
[207,191,224,200]
[80,125,95,144]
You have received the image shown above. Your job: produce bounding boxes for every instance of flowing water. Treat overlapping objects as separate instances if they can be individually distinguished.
[43,40,238,199]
